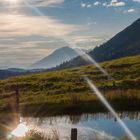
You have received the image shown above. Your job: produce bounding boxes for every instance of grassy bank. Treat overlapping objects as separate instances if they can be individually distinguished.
[0,55,140,115]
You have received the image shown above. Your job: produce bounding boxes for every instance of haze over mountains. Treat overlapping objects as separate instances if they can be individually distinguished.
[0,47,84,79]
[0,68,45,80]
[0,61,20,69]
[30,47,80,69]
[53,18,140,70]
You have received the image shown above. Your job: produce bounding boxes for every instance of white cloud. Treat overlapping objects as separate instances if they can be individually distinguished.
[133,0,140,3]
[0,0,65,8]
[81,3,86,7]
[0,35,67,67]
[127,8,135,12]
[107,0,126,7]
[0,13,80,38]
[0,45,53,67]
[87,4,92,8]
[81,3,92,8]
[94,1,101,6]
[73,35,102,43]
[26,0,65,7]
[103,2,107,6]
[87,22,96,26]
[124,8,136,13]
[71,35,102,49]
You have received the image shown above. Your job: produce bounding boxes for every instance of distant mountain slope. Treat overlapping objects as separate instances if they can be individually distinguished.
[30,46,79,69]
[0,68,45,80]
[54,18,140,70]
[0,69,26,80]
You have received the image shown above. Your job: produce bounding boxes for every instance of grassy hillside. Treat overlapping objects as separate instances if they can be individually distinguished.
[0,55,140,115]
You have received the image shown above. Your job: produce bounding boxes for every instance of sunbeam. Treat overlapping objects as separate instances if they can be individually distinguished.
[84,77,137,140]
[63,37,114,81]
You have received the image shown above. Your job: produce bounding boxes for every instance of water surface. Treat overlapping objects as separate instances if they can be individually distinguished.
[22,111,140,139]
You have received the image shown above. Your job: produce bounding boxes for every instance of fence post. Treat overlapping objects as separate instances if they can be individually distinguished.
[14,85,20,125]
[71,128,77,140]
[15,85,19,113]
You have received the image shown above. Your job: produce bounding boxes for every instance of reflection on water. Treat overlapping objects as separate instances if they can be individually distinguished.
[11,123,28,137]
[0,113,20,139]
[22,111,140,139]
[0,111,139,139]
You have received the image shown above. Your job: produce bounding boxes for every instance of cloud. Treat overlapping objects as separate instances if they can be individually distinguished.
[0,10,81,67]
[124,8,136,13]
[87,4,92,8]
[28,0,65,7]
[0,13,80,38]
[127,8,135,13]
[94,1,101,6]
[0,0,65,7]
[71,35,102,49]
[81,3,86,7]
[0,46,53,67]
[81,0,126,8]
[107,0,126,7]
[0,36,66,67]
[133,0,140,3]
[102,2,107,6]
[73,35,101,42]
[81,3,92,8]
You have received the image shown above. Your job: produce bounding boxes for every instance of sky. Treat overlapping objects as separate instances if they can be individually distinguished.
[0,0,140,68]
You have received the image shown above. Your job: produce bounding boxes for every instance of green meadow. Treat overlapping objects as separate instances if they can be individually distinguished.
[0,55,140,116]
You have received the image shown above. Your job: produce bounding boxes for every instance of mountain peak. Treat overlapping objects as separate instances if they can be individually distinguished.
[30,46,79,69]
[53,46,73,53]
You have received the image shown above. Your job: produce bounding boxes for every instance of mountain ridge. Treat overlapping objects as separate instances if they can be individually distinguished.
[52,18,140,70]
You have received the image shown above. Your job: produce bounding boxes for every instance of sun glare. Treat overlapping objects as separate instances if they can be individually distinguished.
[11,123,28,137]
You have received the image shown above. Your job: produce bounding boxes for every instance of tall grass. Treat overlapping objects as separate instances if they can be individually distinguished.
[13,129,60,140]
